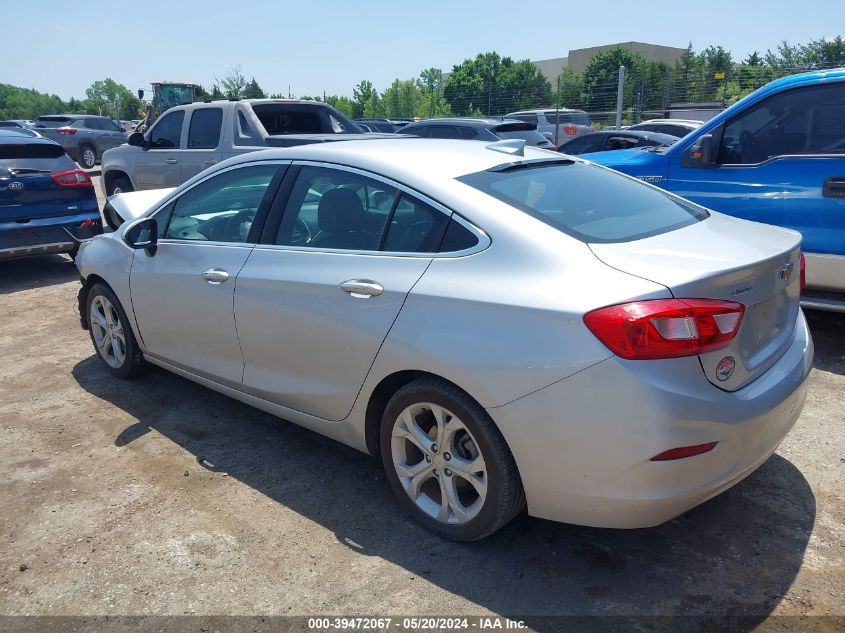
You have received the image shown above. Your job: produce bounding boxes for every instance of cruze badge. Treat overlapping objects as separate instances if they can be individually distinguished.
[731,286,752,297]
[716,356,736,381]
[779,260,794,283]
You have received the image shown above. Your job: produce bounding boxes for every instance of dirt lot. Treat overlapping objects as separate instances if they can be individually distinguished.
[0,231,843,629]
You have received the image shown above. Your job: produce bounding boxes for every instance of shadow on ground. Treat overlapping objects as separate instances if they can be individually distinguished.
[72,349,819,631]
[0,255,77,294]
[805,309,845,376]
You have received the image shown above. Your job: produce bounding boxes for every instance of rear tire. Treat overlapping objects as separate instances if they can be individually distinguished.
[85,283,144,379]
[108,177,133,196]
[79,144,97,169]
[380,377,525,542]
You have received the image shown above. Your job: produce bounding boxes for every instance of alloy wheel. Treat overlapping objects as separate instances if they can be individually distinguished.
[89,295,126,368]
[82,148,96,168]
[391,403,487,524]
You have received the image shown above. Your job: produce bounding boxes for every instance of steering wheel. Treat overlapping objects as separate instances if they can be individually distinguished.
[289,217,312,246]
[224,210,256,243]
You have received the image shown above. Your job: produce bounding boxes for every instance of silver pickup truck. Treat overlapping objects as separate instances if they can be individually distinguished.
[100,99,383,195]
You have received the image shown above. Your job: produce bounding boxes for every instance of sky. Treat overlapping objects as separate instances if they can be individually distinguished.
[1,0,840,100]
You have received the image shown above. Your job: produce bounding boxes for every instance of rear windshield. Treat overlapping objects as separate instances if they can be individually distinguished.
[251,104,359,135]
[0,143,75,171]
[494,125,551,146]
[457,161,708,243]
[545,111,591,126]
[35,117,75,128]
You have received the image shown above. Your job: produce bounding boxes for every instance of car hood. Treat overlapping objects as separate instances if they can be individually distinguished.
[107,188,174,223]
[578,147,659,166]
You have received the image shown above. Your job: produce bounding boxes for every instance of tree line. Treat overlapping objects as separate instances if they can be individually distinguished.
[1,36,842,123]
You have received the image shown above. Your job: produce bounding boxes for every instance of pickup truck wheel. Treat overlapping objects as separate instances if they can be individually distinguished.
[108,177,133,195]
[79,145,97,169]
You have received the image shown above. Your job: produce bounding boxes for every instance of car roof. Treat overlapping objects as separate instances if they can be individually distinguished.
[405,118,526,128]
[0,129,59,144]
[202,138,562,191]
[634,119,701,126]
[506,108,584,115]
[588,130,679,140]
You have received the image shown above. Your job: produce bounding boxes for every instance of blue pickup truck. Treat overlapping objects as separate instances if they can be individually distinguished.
[584,68,845,312]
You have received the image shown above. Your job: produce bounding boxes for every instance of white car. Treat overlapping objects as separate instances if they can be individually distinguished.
[76,138,813,541]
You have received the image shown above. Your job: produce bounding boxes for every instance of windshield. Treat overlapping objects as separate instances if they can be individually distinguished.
[155,86,195,110]
[457,161,708,243]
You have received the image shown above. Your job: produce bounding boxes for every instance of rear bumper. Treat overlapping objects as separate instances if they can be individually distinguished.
[489,309,813,529]
[0,212,102,260]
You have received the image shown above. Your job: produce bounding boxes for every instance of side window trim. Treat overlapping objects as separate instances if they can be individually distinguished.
[255,160,489,257]
[145,160,291,243]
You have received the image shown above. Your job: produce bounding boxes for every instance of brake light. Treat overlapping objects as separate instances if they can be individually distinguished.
[79,218,95,228]
[563,125,577,136]
[799,252,806,290]
[57,127,78,135]
[583,299,745,360]
[651,442,718,461]
[51,169,93,188]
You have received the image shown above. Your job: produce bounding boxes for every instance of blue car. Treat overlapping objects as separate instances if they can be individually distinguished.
[584,68,845,312]
[0,129,101,260]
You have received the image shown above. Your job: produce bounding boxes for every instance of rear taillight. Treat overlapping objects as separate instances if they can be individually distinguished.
[563,125,577,136]
[51,169,93,188]
[799,252,806,290]
[79,218,95,228]
[583,299,746,360]
[548,144,557,151]
[57,127,78,135]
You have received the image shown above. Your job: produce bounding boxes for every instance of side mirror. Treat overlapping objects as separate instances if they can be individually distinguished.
[683,133,716,168]
[124,217,158,255]
[128,132,146,148]
[138,89,145,100]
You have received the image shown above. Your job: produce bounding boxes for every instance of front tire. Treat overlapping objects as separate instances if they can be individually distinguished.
[86,283,144,379]
[380,377,525,541]
[79,144,97,169]
[108,177,133,196]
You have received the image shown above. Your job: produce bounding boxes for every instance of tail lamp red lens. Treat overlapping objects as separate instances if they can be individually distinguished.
[583,299,745,360]
[651,442,718,461]
[799,252,806,290]
[78,218,95,228]
[51,169,93,188]
[563,125,577,136]
[56,127,78,135]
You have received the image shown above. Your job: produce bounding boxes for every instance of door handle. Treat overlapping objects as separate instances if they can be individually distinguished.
[202,159,218,166]
[340,279,383,298]
[201,268,230,284]
[166,159,178,165]
[823,177,845,198]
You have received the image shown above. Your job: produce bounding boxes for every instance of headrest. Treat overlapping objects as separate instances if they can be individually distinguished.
[317,188,365,233]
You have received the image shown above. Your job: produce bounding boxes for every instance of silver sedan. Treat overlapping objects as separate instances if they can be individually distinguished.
[75,138,813,541]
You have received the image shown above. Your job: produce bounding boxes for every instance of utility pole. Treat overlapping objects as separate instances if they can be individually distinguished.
[487,68,493,117]
[615,65,626,130]
[554,75,561,147]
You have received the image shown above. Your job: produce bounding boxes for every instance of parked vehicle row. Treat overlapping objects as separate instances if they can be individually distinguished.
[558,129,679,155]
[400,118,556,149]
[75,137,812,541]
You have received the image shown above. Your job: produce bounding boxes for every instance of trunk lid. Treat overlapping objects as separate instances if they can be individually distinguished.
[589,212,802,390]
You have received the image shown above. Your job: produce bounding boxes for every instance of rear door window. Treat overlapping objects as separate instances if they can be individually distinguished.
[427,126,461,139]
[187,108,223,149]
[149,110,185,149]
[382,194,450,252]
[458,161,708,243]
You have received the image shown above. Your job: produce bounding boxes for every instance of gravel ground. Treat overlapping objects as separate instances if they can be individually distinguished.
[0,194,842,631]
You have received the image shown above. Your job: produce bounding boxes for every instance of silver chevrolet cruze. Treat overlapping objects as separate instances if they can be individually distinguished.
[76,138,813,541]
